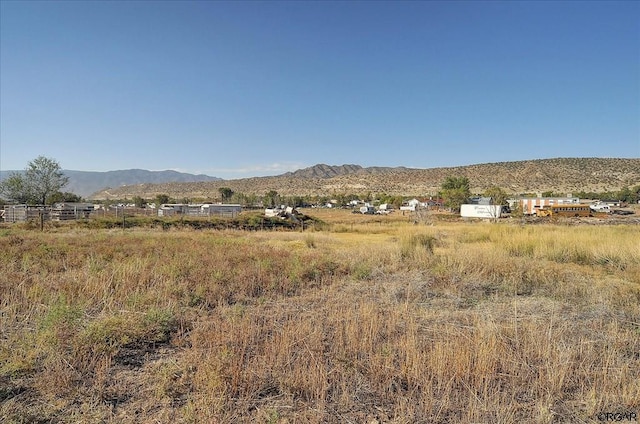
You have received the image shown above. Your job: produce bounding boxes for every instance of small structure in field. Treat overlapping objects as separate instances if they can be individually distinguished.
[158,203,241,218]
[3,205,48,222]
[3,203,96,222]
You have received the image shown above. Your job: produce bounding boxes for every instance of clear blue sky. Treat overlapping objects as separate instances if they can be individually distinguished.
[1,0,639,179]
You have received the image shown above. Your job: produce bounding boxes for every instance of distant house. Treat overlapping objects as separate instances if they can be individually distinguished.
[509,197,580,216]
[400,198,442,212]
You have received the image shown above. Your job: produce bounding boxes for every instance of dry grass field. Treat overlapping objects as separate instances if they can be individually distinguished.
[1,210,639,423]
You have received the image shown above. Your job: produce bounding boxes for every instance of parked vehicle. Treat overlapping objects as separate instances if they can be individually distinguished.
[535,204,592,217]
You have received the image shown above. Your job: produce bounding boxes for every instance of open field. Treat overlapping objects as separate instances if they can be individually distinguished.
[1,210,639,423]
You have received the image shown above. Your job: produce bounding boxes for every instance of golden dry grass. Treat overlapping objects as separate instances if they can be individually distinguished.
[1,214,639,423]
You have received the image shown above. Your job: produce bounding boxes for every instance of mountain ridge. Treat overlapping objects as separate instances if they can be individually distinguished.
[281,163,415,179]
[87,158,640,200]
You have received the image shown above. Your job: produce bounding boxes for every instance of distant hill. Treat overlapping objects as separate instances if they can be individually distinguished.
[88,158,640,201]
[282,163,410,178]
[0,169,221,198]
[282,164,366,178]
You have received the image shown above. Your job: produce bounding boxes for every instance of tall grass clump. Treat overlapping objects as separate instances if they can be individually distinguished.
[399,232,436,261]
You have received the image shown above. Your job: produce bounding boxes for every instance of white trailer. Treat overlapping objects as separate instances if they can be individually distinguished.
[460,204,504,219]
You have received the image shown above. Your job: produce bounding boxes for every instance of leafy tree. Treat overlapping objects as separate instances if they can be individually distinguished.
[313,195,329,207]
[219,187,234,203]
[289,196,307,208]
[377,193,391,205]
[155,194,170,206]
[633,185,640,203]
[333,193,348,207]
[390,195,404,209]
[541,191,557,198]
[0,173,32,203]
[440,176,471,212]
[484,186,509,206]
[132,196,146,208]
[617,186,640,203]
[27,156,69,205]
[264,190,280,208]
[0,156,69,205]
[233,192,257,207]
[48,191,83,204]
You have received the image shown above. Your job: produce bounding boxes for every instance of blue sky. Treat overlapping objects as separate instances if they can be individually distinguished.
[1,1,638,179]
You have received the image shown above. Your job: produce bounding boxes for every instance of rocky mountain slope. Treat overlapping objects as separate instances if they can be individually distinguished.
[89,158,640,200]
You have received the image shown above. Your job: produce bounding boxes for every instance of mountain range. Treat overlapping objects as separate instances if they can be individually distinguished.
[87,158,640,200]
[0,169,220,198]
[2,158,638,200]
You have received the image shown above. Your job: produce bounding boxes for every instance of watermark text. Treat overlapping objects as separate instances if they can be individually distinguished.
[596,411,638,422]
